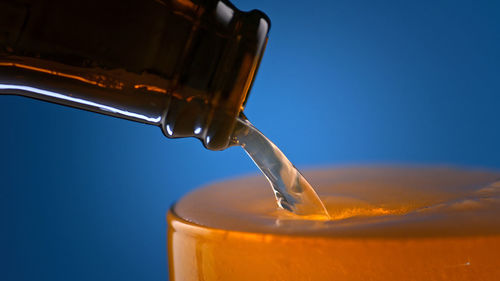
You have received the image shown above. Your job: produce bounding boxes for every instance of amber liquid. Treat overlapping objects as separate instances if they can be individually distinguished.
[168,167,500,281]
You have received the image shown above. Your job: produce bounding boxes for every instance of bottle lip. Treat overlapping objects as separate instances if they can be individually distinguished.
[202,4,271,150]
[219,0,272,29]
[240,8,270,102]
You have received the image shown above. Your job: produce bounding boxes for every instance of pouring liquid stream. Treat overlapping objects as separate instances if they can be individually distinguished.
[233,116,330,220]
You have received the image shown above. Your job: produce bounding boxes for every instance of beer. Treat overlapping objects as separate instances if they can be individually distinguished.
[233,116,329,218]
[168,167,500,280]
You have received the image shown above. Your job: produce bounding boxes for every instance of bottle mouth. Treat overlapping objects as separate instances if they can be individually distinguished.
[159,2,270,151]
[201,8,270,150]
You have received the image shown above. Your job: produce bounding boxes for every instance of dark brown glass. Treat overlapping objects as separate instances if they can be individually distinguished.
[0,0,270,150]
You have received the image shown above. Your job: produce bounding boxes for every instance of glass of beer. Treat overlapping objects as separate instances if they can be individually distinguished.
[167,166,500,281]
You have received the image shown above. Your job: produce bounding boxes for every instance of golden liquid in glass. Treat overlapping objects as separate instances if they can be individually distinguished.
[168,166,500,281]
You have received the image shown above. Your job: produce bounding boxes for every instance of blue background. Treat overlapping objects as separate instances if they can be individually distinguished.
[1,0,499,280]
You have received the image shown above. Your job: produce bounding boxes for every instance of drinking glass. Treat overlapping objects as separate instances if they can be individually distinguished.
[168,166,500,281]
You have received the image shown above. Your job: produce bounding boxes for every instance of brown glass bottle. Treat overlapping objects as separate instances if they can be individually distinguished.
[0,0,270,150]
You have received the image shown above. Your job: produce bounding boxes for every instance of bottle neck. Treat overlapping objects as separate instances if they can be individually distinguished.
[0,0,270,150]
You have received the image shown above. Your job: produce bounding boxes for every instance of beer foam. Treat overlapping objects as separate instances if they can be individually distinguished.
[172,166,500,237]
